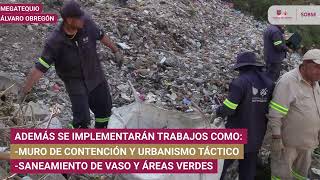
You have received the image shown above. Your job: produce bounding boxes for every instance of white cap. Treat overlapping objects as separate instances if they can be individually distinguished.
[303,49,320,64]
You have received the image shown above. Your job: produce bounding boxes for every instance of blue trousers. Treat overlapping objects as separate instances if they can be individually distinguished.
[69,81,112,128]
[266,62,282,82]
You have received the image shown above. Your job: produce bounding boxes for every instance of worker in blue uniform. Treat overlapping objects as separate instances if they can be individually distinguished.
[264,25,289,81]
[217,52,274,180]
[19,0,124,128]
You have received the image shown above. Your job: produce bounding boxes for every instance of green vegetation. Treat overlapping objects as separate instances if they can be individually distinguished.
[232,0,320,49]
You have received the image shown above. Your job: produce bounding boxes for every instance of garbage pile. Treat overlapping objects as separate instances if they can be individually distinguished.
[0,0,301,124]
[81,0,300,114]
[93,0,265,113]
[0,0,304,179]
[0,93,15,117]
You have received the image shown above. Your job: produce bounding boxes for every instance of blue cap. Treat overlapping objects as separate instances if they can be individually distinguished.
[233,52,264,70]
[60,0,84,19]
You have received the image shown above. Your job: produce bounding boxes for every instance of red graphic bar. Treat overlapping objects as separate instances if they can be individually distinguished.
[10,159,218,174]
[0,4,43,13]
[0,13,58,24]
[11,129,247,144]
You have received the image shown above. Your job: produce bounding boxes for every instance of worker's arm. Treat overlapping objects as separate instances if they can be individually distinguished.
[272,31,288,52]
[100,35,123,69]
[267,78,295,139]
[90,18,123,68]
[89,17,119,53]
[100,35,119,53]
[20,36,57,95]
[216,78,244,118]
[21,67,44,94]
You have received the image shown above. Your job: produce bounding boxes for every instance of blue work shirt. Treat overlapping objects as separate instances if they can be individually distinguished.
[35,14,105,95]
[217,69,274,153]
[263,25,287,64]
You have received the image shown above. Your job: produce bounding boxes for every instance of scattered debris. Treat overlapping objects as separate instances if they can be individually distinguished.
[117,42,131,50]
[0,0,304,179]
[109,83,224,179]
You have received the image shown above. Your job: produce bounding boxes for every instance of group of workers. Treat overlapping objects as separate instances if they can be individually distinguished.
[17,0,320,179]
[217,24,320,180]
